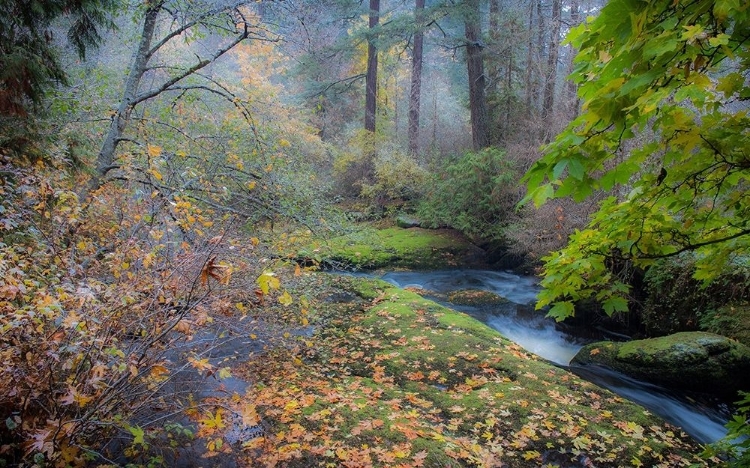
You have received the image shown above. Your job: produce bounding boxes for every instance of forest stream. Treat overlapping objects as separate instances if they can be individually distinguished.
[353,269,731,445]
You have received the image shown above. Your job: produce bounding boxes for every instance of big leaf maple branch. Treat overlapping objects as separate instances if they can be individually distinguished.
[83,2,261,201]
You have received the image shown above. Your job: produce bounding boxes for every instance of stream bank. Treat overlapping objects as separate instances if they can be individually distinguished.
[142,225,731,466]
[232,273,710,467]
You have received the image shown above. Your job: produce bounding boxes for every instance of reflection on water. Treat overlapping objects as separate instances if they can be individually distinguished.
[361,269,730,443]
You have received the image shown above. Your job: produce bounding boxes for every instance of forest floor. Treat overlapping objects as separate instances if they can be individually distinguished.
[150,226,715,468]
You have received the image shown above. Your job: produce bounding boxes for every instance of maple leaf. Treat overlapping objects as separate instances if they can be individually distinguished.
[278,291,293,306]
[188,357,214,373]
[412,450,428,467]
[406,371,425,381]
[257,271,280,295]
[200,256,229,286]
[127,424,147,447]
[147,144,162,157]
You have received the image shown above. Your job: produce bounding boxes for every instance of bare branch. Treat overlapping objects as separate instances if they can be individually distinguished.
[133,18,250,105]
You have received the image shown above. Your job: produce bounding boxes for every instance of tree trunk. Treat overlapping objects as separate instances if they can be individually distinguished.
[365,0,380,133]
[407,0,425,155]
[488,0,500,95]
[504,20,514,138]
[566,0,581,119]
[542,0,562,128]
[524,1,535,113]
[465,0,490,150]
[86,4,160,197]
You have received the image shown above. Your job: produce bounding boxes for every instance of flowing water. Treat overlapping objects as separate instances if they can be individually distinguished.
[366,269,730,444]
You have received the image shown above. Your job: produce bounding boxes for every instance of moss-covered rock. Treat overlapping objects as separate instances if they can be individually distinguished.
[571,332,750,398]
[395,214,422,229]
[447,288,509,306]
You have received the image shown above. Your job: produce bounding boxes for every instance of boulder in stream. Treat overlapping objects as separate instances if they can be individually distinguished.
[571,331,750,398]
[447,288,510,306]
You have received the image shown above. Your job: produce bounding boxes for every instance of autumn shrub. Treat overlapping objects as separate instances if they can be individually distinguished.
[0,158,272,466]
[359,150,429,209]
[330,130,380,199]
[417,147,518,241]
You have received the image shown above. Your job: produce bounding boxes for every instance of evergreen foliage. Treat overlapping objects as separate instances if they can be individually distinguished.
[0,0,117,116]
[418,147,518,240]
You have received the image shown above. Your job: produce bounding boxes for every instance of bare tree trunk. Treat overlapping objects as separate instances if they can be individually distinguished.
[408,0,425,155]
[84,2,252,200]
[524,0,535,114]
[488,0,500,94]
[465,0,490,150]
[487,0,501,140]
[87,4,161,197]
[365,0,380,133]
[532,0,546,116]
[542,0,561,128]
[566,0,581,119]
[504,20,514,137]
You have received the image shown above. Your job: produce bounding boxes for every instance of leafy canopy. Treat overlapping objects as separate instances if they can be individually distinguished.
[522,0,750,320]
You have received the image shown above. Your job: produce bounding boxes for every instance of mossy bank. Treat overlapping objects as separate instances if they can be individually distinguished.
[297,226,488,270]
[235,275,710,467]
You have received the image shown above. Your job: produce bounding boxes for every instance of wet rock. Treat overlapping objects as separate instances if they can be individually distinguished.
[571,331,750,398]
[396,214,422,228]
[447,288,509,306]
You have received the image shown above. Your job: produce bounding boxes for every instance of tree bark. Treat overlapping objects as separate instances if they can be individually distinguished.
[566,0,581,119]
[465,0,490,150]
[87,3,161,196]
[407,0,425,155]
[524,0,535,113]
[542,0,562,127]
[365,0,380,133]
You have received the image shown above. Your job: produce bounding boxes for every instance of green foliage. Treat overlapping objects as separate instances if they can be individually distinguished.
[523,0,750,320]
[703,391,750,466]
[640,254,750,336]
[418,147,518,240]
[0,0,117,116]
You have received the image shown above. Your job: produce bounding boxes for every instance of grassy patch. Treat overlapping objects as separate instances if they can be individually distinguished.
[233,275,710,467]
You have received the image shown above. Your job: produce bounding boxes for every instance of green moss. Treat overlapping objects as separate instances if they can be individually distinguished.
[242,276,708,467]
[299,226,481,270]
[345,276,392,300]
[447,288,509,306]
[573,332,750,397]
